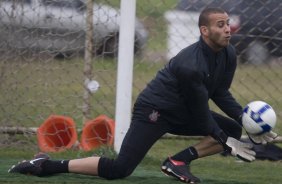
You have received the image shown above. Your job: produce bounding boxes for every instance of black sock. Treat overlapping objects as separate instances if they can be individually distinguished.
[41,160,69,175]
[171,146,198,165]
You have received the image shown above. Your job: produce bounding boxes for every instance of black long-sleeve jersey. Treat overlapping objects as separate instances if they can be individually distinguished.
[136,37,243,139]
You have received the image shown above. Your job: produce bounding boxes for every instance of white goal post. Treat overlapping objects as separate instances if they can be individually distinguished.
[114,0,136,153]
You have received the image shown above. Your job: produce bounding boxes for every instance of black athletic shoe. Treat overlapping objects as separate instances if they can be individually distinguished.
[161,157,201,183]
[8,153,50,176]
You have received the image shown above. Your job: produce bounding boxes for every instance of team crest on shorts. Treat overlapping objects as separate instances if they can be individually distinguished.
[149,110,160,122]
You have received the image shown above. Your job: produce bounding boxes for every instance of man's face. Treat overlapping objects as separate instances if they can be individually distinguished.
[205,12,231,50]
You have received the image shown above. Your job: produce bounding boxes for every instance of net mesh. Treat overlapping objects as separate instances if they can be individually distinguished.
[0,0,281,152]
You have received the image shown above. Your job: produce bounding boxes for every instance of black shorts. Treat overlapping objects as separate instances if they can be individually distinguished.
[98,104,242,179]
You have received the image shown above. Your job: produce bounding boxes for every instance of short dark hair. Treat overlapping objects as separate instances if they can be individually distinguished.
[198,7,226,27]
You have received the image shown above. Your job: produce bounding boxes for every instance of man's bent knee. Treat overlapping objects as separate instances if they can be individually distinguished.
[98,157,135,179]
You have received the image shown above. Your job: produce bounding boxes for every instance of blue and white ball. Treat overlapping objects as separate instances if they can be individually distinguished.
[242,101,276,135]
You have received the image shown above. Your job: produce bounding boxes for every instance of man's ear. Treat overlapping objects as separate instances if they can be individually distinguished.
[200,26,209,36]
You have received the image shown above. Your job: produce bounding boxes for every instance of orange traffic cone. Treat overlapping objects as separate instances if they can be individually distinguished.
[37,115,78,152]
[80,115,115,151]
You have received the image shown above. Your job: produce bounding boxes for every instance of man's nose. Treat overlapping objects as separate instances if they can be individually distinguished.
[225,24,231,33]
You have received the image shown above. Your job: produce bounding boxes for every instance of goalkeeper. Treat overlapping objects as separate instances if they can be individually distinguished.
[9,7,277,183]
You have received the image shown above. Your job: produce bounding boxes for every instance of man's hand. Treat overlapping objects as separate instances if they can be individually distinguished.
[248,131,278,145]
[225,137,256,162]
[212,130,256,162]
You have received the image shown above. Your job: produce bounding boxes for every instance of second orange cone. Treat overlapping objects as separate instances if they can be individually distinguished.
[80,114,115,151]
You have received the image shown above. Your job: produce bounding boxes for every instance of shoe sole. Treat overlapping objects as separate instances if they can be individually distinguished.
[161,165,193,183]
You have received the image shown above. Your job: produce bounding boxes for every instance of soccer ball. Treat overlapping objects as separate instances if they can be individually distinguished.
[242,101,276,135]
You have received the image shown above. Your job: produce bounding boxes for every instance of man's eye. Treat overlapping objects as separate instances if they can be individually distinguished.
[218,23,224,27]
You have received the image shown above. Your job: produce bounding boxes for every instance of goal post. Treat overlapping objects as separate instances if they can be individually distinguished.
[114,0,136,153]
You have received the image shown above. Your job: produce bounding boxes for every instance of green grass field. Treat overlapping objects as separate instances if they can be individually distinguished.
[1,139,282,184]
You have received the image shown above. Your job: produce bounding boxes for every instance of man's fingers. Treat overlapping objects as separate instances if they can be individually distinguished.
[262,134,274,142]
[249,134,264,144]
[237,153,256,162]
[244,148,256,156]
[267,131,278,139]
[238,148,256,162]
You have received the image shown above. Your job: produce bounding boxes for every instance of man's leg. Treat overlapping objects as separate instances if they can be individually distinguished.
[162,112,242,183]
[68,157,100,175]
[67,106,168,178]
[9,106,169,180]
[170,111,242,162]
[97,115,168,179]
[161,136,221,183]
[170,136,222,164]
[41,120,223,178]
[193,136,223,158]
